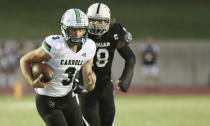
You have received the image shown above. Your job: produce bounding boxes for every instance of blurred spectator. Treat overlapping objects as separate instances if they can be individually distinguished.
[139,37,160,89]
[16,41,28,63]
[0,41,28,87]
[0,43,7,86]
[16,41,29,88]
[0,42,18,87]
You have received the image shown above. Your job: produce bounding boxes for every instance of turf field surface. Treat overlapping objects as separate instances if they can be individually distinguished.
[0,95,210,126]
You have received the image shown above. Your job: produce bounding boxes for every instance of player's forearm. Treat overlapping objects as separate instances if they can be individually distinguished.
[82,66,95,85]
[82,59,93,83]
[119,57,135,92]
[82,70,96,92]
[82,68,90,84]
[82,59,96,91]
[118,45,136,92]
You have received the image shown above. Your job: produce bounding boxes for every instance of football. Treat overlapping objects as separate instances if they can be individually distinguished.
[32,63,53,82]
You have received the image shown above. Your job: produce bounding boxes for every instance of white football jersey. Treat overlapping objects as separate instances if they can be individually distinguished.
[35,35,96,97]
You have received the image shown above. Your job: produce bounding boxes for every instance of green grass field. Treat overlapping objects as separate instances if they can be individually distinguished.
[0,95,210,126]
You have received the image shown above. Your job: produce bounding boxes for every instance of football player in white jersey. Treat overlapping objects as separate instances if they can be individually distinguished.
[20,8,96,126]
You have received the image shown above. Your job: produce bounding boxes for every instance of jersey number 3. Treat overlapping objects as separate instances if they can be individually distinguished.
[62,67,76,86]
[96,48,109,67]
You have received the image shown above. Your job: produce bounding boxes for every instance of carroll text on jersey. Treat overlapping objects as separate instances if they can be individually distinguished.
[60,59,83,65]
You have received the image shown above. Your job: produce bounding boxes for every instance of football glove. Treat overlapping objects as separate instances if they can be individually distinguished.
[72,78,87,94]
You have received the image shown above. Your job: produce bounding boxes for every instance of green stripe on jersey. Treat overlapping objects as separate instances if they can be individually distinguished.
[74,9,81,23]
[43,41,51,52]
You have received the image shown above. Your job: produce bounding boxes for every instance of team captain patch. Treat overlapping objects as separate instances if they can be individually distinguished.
[43,41,51,52]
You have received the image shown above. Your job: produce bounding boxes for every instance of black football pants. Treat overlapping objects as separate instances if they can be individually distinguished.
[79,80,115,126]
[36,92,83,126]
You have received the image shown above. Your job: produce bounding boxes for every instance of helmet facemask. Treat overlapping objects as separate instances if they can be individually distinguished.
[88,18,110,35]
[61,25,88,46]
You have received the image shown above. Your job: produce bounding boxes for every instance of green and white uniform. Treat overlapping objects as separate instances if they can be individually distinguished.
[35,35,96,97]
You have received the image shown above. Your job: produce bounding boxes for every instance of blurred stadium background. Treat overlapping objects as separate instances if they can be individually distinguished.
[0,0,210,126]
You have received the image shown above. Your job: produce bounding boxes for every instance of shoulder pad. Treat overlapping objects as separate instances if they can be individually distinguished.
[124,31,132,44]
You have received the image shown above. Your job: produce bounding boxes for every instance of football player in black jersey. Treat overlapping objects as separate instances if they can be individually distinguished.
[76,3,136,126]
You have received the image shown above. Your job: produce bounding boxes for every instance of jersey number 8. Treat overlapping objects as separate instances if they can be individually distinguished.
[96,48,109,67]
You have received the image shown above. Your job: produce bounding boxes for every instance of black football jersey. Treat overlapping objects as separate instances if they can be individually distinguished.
[88,23,126,81]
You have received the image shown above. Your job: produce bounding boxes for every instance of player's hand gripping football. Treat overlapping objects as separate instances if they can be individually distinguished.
[32,74,52,88]
[84,72,96,92]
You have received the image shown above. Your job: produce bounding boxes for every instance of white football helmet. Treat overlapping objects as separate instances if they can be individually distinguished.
[87,3,111,35]
[61,8,89,46]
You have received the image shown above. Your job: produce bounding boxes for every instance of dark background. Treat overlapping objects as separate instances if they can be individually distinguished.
[0,0,210,40]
